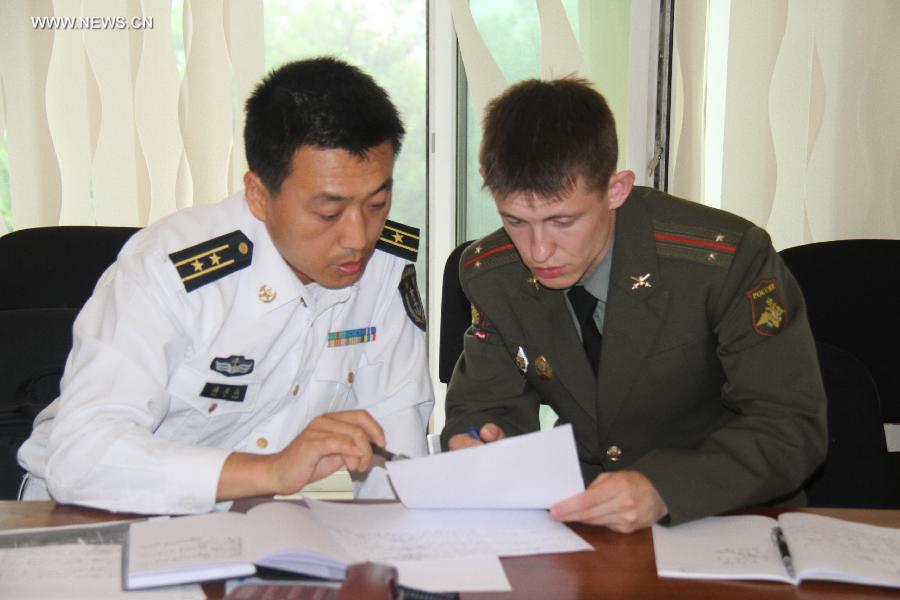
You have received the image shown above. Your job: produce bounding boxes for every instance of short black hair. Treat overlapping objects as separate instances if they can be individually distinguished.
[480,77,618,200]
[244,57,405,195]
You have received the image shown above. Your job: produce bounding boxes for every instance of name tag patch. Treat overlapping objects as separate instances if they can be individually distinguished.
[200,383,247,402]
[328,327,377,348]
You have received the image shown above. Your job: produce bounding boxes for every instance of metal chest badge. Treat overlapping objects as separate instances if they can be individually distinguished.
[210,355,255,377]
[534,355,554,380]
[515,346,529,374]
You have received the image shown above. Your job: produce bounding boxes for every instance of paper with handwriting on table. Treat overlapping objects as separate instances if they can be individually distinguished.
[305,497,593,560]
[385,424,584,509]
[0,544,203,599]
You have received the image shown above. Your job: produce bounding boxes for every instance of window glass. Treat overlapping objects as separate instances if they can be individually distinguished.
[263,0,428,280]
[463,0,580,241]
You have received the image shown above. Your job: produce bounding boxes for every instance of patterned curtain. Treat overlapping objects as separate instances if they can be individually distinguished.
[0,0,264,231]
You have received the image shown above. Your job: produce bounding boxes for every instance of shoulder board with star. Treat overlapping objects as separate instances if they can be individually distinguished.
[652,220,744,269]
[460,228,522,281]
[376,219,420,261]
[169,230,253,292]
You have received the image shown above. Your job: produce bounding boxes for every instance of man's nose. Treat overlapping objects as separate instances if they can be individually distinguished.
[340,209,368,251]
[530,228,553,264]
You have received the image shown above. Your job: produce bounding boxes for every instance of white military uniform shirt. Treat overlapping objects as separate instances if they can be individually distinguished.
[18,193,434,514]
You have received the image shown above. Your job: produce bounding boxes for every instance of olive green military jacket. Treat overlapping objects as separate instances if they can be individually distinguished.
[442,186,827,525]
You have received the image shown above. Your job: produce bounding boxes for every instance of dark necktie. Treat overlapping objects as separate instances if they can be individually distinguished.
[567,285,603,375]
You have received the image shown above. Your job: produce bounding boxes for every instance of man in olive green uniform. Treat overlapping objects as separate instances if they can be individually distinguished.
[441,77,827,532]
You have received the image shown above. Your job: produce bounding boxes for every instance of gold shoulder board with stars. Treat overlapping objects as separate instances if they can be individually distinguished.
[376,219,420,262]
[169,230,253,292]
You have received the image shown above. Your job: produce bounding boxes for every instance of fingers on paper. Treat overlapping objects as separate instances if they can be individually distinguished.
[549,471,667,533]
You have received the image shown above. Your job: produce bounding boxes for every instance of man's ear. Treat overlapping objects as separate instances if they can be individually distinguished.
[606,170,635,210]
[244,171,270,222]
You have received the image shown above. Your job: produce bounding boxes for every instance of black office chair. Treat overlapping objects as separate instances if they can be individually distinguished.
[438,240,473,384]
[0,225,139,309]
[779,240,900,423]
[0,308,79,499]
[0,226,139,498]
[803,341,891,508]
[779,239,900,507]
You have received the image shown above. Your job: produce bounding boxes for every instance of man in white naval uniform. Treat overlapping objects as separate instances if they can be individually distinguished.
[17,58,433,514]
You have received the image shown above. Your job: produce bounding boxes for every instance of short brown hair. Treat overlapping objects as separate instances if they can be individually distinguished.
[479,77,618,200]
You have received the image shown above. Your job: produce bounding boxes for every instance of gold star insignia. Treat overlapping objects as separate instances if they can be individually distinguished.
[209,253,221,266]
[191,259,204,272]
[715,233,725,242]
[474,246,483,254]
[392,232,404,243]
[474,260,482,269]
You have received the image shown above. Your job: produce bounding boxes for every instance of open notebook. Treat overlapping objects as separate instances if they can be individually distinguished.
[124,499,590,591]
[653,512,900,589]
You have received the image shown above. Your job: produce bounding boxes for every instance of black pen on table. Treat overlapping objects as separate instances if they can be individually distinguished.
[772,526,796,578]
[370,443,409,462]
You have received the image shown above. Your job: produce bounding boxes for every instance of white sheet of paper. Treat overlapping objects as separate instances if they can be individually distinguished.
[392,556,511,592]
[385,424,584,508]
[0,544,203,599]
[305,498,593,560]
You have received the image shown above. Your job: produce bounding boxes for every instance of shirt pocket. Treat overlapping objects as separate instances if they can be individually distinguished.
[164,365,260,441]
[309,352,359,414]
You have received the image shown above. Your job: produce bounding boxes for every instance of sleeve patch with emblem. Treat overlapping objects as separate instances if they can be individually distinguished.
[169,230,253,292]
[399,264,425,331]
[376,220,420,261]
[746,278,788,336]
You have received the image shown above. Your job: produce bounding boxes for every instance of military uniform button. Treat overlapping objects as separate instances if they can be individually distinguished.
[347,371,354,384]
[605,445,623,461]
[208,403,218,414]
[256,437,268,449]
[258,284,276,303]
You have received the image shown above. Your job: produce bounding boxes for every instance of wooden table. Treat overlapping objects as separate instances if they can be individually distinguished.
[2,501,898,599]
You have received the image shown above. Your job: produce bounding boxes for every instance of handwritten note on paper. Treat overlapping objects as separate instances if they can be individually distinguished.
[0,544,203,599]
[652,516,791,582]
[305,498,593,561]
[127,511,250,576]
[779,513,900,585]
[385,424,584,509]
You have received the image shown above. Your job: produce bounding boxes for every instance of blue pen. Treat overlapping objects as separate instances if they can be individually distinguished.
[467,426,481,441]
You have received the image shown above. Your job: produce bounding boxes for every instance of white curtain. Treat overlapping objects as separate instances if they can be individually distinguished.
[0,0,264,230]
[671,0,900,249]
